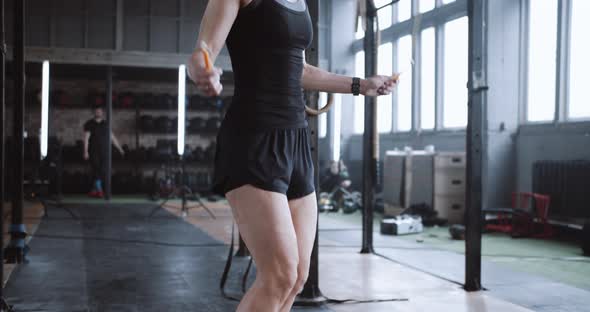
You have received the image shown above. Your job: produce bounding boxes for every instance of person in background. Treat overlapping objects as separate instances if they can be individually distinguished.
[83,105,124,198]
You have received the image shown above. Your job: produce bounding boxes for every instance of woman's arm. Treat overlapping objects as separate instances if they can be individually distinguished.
[301,63,397,97]
[187,0,245,96]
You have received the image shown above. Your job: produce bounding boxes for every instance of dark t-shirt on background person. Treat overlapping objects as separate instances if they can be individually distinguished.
[84,119,109,156]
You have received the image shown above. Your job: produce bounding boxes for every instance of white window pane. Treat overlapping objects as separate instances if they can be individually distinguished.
[355,16,364,39]
[443,17,468,128]
[378,43,393,133]
[319,92,328,138]
[568,0,590,119]
[419,0,435,13]
[397,35,413,132]
[442,0,456,4]
[421,27,435,130]
[396,0,411,22]
[354,51,365,134]
[527,0,558,122]
[374,0,392,29]
[332,94,342,161]
[379,43,393,77]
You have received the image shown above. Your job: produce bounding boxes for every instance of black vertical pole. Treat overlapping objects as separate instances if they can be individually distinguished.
[134,92,140,176]
[6,0,27,264]
[105,67,113,200]
[297,0,324,305]
[235,234,250,257]
[361,0,377,254]
[0,0,6,305]
[465,0,487,292]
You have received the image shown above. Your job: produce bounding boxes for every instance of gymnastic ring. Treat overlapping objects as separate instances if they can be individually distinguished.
[305,93,334,116]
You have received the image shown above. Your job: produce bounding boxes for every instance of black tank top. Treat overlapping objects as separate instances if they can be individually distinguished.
[225,0,313,130]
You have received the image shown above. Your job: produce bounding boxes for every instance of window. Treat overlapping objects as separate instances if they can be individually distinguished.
[443,17,468,128]
[568,0,590,119]
[319,93,327,138]
[354,51,365,134]
[419,0,436,13]
[527,0,558,122]
[352,0,467,133]
[355,16,364,40]
[421,27,435,130]
[396,0,411,23]
[396,36,413,132]
[378,43,393,133]
[375,0,392,30]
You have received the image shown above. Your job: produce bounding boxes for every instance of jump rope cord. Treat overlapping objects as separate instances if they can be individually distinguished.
[219,221,409,305]
[219,221,242,302]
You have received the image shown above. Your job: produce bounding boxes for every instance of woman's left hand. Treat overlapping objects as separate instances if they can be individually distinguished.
[361,75,398,97]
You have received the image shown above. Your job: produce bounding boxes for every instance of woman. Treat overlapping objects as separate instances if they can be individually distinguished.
[188,0,396,311]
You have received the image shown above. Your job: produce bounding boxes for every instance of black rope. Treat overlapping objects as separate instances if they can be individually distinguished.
[325,297,408,305]
[375,0,401,12]
[0,298,14,312]
[30,234,227,248]
[241,257,253,293]
[219,222,243,302]
[373,251,466,288]
[218,221,409,305]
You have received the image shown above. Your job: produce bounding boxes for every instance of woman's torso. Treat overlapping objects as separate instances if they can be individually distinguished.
[224,0,313,131]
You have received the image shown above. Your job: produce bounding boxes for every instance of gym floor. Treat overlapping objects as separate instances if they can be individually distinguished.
[3,198,589,311]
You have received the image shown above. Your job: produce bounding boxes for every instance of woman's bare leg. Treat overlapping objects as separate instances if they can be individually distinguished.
[226,185,299,312]
[279,192,318,312]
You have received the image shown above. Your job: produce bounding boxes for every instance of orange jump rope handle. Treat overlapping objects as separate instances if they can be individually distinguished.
[200,42,213,72]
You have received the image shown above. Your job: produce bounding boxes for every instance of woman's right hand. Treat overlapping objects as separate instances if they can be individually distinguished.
[188,50,224,97]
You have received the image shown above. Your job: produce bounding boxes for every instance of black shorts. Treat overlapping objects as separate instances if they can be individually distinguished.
[212,125,315,200]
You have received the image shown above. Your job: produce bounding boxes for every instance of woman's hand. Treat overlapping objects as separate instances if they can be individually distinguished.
[361,75,398,97]
[188,50,224,97]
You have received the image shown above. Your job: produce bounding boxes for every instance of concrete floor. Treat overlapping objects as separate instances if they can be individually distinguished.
[2,198,587,311]
[162,200,542,312]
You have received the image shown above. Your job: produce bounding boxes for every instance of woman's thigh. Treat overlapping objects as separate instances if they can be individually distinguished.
[226,184,299,277]
[288,192,318,274]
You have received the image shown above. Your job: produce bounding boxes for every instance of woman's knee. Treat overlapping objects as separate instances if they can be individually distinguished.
[261,260,299,298]
[292,260,310,294]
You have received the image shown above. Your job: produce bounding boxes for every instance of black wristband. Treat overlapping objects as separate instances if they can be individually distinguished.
[351,77,361,96]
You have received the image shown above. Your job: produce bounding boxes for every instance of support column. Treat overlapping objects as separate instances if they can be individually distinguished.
[6,0,27,264]
[297,0,325,305]
[0,0,6,305]
[465,0,487,292]
[105,67,113,200]
[361,0,377,254]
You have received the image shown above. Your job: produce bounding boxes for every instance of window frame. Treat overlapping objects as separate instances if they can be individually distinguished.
[352,0,468,134]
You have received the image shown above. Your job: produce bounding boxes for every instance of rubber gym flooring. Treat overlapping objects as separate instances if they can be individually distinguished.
[3,199,589,311]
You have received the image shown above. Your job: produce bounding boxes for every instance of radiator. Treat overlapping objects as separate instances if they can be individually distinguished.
[532,160,590,219]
